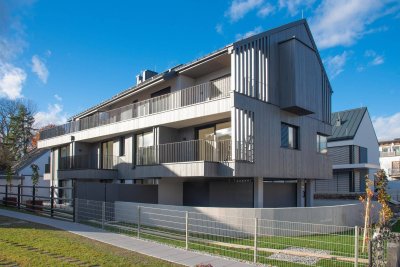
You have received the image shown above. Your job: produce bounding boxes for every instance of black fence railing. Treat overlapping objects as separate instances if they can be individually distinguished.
[0,183,74,221]
[58,154,121,170]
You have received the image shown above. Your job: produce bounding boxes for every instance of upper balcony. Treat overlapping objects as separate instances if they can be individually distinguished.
[58,154,120,180]
[380,151,400,157]
[39,76,231,142]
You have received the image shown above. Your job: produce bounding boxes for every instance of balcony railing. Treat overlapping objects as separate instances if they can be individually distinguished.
[136,139,254,166]
[40,77,231,140]
[58,154,121,170]
[380,151,400,157]
[389,168,400,177]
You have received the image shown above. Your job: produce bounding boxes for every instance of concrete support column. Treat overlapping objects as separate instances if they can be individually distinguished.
[297,179,305,207]
[305,180,315,207]
[253,177,264,208]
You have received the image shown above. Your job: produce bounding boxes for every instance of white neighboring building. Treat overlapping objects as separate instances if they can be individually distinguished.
[0,148,51,200]
[379,139,400,181]
[315,107,380,194]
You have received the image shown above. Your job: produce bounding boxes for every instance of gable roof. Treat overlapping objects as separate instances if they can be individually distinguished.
[328,107,367,142]
[12,148,49,173]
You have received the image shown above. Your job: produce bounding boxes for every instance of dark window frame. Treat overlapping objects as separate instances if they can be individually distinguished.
[281,122,299,150]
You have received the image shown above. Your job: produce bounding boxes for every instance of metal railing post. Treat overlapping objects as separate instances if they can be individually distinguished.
[5,184,8,207]
[368,239,373,266]
[185,211,189,250]
[354,226,359,267]
[32,185,36,210]
[254,217,258,263]
[74,198,78,223]
[102,201,105,229]
[137,206,141,238]
[17,184,20,209]
[50,186,54,217]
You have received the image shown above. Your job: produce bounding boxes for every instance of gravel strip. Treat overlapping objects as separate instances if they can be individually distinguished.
[267,247,330,265]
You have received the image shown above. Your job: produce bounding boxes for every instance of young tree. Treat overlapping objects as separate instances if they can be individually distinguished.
[30,164,40,186]
[375,169,393,226]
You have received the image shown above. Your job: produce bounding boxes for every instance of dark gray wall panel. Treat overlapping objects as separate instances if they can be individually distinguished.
[264,182,297,207]
[209,181,253,207]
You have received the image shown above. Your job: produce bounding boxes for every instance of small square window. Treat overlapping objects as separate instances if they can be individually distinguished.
[281,123,299,149]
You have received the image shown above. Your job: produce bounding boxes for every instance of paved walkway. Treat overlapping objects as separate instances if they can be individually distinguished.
[0,209,255,267]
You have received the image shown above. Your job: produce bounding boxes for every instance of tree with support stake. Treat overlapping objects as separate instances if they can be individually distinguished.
[359,175,374,253]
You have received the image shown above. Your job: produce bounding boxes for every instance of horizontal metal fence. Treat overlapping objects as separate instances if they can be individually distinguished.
[0,183,74,220]
[76,198,370,266]
[58,154,122,170]
[40,77,230,140]
[136,139,232,165]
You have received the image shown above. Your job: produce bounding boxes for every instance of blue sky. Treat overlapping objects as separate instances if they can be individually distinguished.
[0,0,399,140]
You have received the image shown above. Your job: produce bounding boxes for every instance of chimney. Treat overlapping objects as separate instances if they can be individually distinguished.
[136,74,143,85]
[142,70,158,81]
[335,114,342,127]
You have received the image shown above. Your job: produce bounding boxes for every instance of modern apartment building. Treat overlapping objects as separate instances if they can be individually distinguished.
[379,138,400,180]
[315,107,380,194]
[38,20,332,208]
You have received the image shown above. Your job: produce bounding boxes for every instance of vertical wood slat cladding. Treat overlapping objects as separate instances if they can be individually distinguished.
[234,36,268,102]
[233,108,254,162]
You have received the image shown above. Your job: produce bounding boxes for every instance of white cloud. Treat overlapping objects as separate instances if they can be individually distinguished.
[215,24,223,34]
[54,94,62,101]
[34,103,67,128]
[236,26,263,40]
[365,50,384,66]
[323,51,349,78]
[0,62,26,99]
[373,112,400,141]
[279,0,316,16]
[257,3,275,17]
[225,0,263,22]
[31,55,49,84]
[310,0,399,49]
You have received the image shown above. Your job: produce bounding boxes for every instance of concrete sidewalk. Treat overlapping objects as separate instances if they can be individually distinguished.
[0,209,255,267]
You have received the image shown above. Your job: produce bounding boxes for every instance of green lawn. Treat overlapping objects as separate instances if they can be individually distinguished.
[0,215,182,267]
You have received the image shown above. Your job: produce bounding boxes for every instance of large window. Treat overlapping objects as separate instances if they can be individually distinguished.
[317,134,328,154]
[136,131,155,165]
[281,123,299,149]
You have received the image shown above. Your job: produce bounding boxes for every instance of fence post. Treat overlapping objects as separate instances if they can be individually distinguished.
[254,217,258,263]
[102,201,105,229]
[50,186,54,217]
[74,198,78,223]
[368,239,373,266]
[32,185,36,210]
[137,206,141,238]
[354,226,359,267]
[5,185,8,207]
[17,184,21,209]
[185,211,189,250]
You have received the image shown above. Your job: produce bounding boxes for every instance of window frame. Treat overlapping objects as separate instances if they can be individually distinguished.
[316,133,328,154]
[281,122,299,150]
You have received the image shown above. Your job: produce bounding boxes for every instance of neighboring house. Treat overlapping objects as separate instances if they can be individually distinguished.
[315,107,380,194]
[379,138,400,180]
[0,148,51,200]
[37,20,332,208]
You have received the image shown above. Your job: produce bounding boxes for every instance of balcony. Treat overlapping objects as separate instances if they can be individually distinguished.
[40,77,230,140]
[136,139,253,166]
[389,168,400,178]
[58,154,120,180]
[380,151,400,157]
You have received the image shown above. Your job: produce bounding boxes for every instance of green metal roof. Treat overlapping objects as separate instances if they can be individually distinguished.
[328,107,367,142]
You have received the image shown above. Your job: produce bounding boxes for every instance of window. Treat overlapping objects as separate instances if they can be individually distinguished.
[281,123,299,149]
[136,131,155,165]
[119,136,125,156]
[317,134,328,154]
